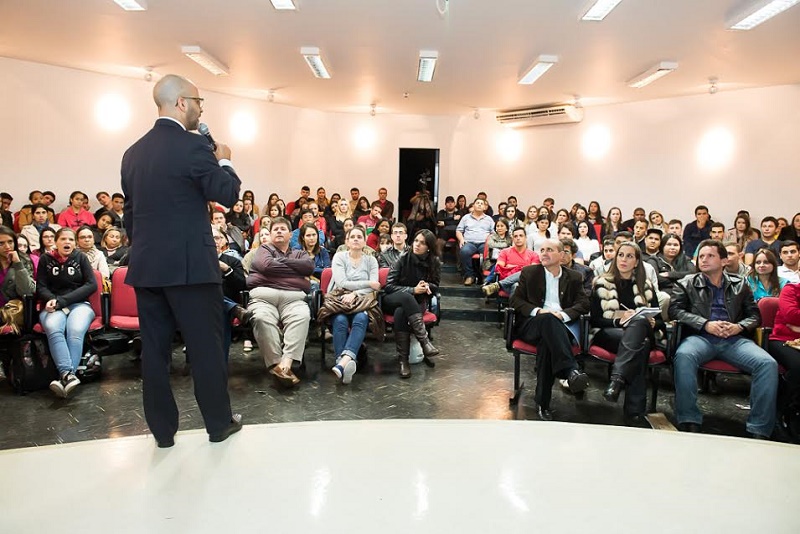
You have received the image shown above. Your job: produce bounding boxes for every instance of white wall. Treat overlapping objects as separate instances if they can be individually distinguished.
[2,57,798,227]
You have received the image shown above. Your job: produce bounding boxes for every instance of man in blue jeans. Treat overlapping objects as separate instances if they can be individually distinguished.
[670,239,778,439]
[455,197,494,285]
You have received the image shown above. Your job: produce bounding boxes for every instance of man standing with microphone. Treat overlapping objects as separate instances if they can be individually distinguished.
[121,74,242,447]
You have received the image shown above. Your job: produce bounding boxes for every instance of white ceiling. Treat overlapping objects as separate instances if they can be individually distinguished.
[2,0,799,115]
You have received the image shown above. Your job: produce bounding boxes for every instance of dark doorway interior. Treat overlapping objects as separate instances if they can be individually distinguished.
[397,148,440,223]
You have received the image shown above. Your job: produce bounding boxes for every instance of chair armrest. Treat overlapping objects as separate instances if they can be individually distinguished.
[24,294,36,334]
[308,289,321,322]
[580,314,590,353]
[239,289,250,307]
[101,293,111,326]
[670,322,684,359]
[760,326,772,351]
[504,307,516,351]
[433,291,441,325]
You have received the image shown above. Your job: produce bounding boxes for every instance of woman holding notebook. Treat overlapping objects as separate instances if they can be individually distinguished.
[590,241,665,424]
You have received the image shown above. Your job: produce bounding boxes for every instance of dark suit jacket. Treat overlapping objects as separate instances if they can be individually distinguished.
[509,264,590,323]
[121,118,241,287]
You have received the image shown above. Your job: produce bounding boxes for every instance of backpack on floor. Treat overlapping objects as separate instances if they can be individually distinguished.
[76,351,102,383]
[7,335,59,395]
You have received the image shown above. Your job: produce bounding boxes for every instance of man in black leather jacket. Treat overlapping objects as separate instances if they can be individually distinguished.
[669,239,778,439]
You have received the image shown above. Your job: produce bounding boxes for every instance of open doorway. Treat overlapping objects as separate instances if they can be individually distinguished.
[397,148,440,224]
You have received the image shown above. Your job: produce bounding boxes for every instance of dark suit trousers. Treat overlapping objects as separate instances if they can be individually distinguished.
[135,284,232,441]
[593,316,654,416]
[516,312,578,409]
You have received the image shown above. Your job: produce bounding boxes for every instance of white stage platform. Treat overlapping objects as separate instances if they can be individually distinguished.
[1,420,798,533]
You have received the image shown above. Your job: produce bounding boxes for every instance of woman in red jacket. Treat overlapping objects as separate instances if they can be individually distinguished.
[769,283,800,431]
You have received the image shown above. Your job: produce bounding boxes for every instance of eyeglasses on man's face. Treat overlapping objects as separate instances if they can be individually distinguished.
[180,96,204,109]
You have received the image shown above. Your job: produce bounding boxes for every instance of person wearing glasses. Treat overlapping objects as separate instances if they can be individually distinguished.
[121,74,243,447]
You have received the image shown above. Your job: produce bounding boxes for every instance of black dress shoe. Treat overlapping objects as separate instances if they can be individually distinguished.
[157,438,175,449]
[566,369,589,394]
[603,377,625,403]
[209,414,243,443]
[624,414,650,428]
[537,405,554,421]
[678,422,702,433]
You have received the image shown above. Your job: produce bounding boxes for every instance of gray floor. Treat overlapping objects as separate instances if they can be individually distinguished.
[0,317,766,450]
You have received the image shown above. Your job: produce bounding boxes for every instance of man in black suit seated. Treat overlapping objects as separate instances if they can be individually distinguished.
[121,74,243,447]
[509,239,591,421]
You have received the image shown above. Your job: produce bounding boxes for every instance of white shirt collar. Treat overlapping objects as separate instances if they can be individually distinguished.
[158,116,187,131]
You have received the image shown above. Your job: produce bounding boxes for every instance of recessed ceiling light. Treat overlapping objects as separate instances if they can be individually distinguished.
[269,0,297,10]
[112,0,147,10]
[518,55,559,85]
[181,46,229,76]
[627,61,678,88]
[418,51,438,83]
[301,47,331,79]
[580,0,623,21]
[726,0,800,30]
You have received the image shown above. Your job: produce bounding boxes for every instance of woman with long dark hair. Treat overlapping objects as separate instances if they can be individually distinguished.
[226,199,250,235]
[779,212,800,246]
[353,196,371,221]
[36,227,97,398]
[263,192,279,216]
[0,225,35,307]
[300,223,331,289]
[747,248,788,301]
[455,195,468,216]
[587,200,604,240]
[242,190,260,217]
[603,206,623,238]
[35,227,57,258]
[383,229,441,378]
[591,241,664,424]
[725,214,759,250]
[644,233,695,295]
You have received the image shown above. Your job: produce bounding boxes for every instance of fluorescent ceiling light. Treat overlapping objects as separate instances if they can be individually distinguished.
[417,50,438,83]
[726,0,800,30]
[580,0,623,21]
[518,55,559,85]
[269,0,296,10]
[181,46,229,76]
[301,47,331,79]
[113,0,147,10]
[627,61,678,88]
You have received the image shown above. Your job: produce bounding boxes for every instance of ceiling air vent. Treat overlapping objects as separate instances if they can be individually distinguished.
[496,104,584,128]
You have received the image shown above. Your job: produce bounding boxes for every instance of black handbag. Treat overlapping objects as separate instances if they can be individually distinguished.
[6,335,59,394]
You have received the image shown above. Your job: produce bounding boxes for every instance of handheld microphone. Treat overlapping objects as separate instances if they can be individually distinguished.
[197,123,217,151]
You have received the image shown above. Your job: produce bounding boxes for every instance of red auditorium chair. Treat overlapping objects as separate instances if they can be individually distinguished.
[580,316,673,413]
[504,307,583,405]
[107,267,140,338]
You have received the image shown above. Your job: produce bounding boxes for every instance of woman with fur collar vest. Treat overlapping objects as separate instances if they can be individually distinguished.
[590,241,665,424]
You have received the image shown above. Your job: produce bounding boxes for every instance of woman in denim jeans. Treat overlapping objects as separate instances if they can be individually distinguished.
[36,228,97,398]
[328,226,380,384]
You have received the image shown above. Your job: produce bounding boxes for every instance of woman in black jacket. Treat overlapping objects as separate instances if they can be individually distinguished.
[591,241,665,424]
[644,233,696,295]
[36,227,97,398]
[383,229,441,378]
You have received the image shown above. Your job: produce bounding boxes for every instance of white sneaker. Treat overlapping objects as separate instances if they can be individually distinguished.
[49,379,67,398]
[342,360,357,384]
[62,373,81,396]
[243,340,253,352]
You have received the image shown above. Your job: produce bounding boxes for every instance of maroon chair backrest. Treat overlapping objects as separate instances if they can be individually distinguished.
[758,297,780,329]
[110,267,138,318]
[87,270,104,318]
[320,268,333,295]
[378,267,389,288]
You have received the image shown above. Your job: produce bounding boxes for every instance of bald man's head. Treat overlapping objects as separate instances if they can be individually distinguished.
[153,74,202,130]
[153,75,194,110]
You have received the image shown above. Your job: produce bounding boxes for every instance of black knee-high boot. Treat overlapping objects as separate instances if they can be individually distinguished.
[396,331,411,378]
